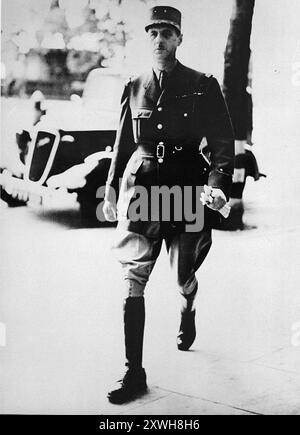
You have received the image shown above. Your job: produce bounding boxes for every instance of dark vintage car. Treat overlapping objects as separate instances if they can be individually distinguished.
[0,68,126,223]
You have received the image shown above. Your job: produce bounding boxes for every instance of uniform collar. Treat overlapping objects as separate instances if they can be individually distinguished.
[142,61,186,106]
[152,59,178,82]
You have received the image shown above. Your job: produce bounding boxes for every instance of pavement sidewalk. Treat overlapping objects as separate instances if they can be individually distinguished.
[1,107,300,415]
[99,106,300,416]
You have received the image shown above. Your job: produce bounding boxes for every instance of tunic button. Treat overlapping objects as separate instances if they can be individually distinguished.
[157,124,163,130]
[158,107,163,112]
[184,113,188,117]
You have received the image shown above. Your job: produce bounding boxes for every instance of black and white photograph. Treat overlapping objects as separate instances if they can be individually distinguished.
[1,0,300,417]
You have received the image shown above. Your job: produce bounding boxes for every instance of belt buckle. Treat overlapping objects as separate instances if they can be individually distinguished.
[157,143,165,163]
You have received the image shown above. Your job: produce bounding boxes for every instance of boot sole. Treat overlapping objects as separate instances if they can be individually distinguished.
[107,386,148,405]
[177,327,196,350]
[177,340,196,351]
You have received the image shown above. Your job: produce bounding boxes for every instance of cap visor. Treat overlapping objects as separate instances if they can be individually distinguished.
[145,20,181,33]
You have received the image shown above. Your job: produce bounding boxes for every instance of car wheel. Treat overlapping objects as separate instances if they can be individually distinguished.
[78,197,115,227]
[76,160,116,227]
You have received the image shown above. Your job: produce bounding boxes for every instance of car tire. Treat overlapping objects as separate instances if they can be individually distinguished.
[76,159,116,227]
[78,198,116,227]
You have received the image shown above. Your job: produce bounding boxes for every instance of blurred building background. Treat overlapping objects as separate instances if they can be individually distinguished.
[1,0,299,107]
[2,0,134,98]
[1,0,299,170]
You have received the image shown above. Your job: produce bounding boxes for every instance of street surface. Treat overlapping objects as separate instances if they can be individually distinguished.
[1,102,300,415]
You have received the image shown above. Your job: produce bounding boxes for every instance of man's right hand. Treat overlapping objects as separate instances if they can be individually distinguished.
[103,200,118,222]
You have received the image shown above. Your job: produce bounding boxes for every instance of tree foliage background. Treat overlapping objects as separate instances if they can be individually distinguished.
[1,0,299,111]
[1,0,236,85]
[1,0,151,87]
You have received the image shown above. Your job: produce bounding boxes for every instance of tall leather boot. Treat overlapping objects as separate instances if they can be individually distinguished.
[107,297,147,404]
[177,286,198,351]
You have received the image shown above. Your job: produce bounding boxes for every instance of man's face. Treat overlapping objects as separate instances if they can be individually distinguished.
[147,25,183,61]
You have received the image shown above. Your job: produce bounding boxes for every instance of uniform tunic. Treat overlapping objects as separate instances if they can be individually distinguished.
[105,61,234,295]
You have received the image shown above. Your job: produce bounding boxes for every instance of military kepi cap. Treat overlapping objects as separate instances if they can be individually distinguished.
[145,6,182,34]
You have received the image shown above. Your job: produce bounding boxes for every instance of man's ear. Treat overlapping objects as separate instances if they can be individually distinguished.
[178,33,183,46]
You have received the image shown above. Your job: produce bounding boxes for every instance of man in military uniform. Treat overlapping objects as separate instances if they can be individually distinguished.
[103,6,234,404]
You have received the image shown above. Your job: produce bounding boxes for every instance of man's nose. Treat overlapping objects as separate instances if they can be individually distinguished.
[156,33,164,43]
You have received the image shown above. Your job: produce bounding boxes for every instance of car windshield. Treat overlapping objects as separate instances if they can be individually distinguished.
[82,71,124,113]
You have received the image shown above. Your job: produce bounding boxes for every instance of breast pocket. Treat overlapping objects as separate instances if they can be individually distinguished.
[131,108,153,142]
[167,95,198,136]
[174,92,206,137]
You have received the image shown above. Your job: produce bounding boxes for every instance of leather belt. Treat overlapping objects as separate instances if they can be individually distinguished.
[136,142,200,164]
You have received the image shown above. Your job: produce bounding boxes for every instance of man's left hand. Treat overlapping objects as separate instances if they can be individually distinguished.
[200,185,227,211]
